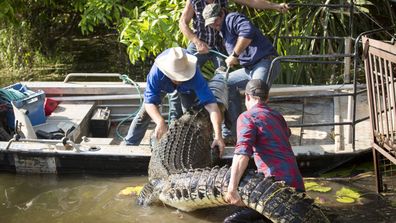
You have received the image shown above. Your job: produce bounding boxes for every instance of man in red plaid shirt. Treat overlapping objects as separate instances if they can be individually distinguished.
[224,79,304,222]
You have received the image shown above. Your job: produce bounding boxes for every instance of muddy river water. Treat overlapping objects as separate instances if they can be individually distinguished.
[0,172,395,223]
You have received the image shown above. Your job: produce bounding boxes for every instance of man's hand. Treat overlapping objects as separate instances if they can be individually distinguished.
[154,121,168,140]
[225,55,239,67]
[225,190,245,206]
[194,38,210,54]
[211,137,225,157]
[277,3,289,13]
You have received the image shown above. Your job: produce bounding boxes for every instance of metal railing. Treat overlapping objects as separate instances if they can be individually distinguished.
[266,1,367,152]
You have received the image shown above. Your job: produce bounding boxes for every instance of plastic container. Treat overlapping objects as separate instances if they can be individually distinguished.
[12,90,46,126]
[2,83,46,128]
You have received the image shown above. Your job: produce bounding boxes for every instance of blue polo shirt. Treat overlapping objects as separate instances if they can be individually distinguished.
[144,49,217,106]
[221,12,277,67]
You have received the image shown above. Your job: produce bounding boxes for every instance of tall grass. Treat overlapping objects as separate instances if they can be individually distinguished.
[238,0,395,85]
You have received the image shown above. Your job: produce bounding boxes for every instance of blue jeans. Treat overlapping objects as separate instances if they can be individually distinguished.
[124,93,198,145]
[223,58,281,137]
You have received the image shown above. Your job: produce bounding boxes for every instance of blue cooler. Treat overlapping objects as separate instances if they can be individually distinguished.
[2,83,46,128]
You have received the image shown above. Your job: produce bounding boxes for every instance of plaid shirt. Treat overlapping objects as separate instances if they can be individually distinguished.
[191,0,228,48]
[235,103,305,192]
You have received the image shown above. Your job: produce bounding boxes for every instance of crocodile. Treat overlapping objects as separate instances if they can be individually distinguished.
[138,166,328,222]
[138,104,329,222]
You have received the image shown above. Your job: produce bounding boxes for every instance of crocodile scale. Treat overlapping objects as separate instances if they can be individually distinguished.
[138,109,329,223]
[148,109,217,181]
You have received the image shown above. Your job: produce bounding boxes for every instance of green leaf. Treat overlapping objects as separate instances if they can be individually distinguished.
[336,196,355,203]
[336,187,361,199]
[304,181,332,193]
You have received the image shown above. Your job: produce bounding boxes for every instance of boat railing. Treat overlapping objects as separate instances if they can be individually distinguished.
[63,73,124,83]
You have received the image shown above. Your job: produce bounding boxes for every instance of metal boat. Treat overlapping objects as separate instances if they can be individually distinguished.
[0,73,372,175]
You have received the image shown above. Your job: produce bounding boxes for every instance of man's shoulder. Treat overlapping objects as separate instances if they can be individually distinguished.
[226,11,247,19]
[187,70,208,86]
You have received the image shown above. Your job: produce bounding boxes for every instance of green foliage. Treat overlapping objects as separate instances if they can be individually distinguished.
[241,0,396,84]
[0,0,395,85]
[0,0,16,24]
[77,0,133,34]
[119,0,185,64]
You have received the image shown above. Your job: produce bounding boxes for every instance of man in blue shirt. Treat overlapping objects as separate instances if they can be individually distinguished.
[202,3,281,139]
[124,47,225,155]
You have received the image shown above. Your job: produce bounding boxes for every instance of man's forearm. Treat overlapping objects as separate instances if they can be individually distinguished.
[228,154,250,192]
[204,103,222,139]
[179,0,199,44]
[233,37,252,56]
[233,0,287,11]
[145,103,164,126]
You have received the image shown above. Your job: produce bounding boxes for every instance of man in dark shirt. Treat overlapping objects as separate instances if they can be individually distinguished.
[203,3,281,138]
[224,79,304,222]
[177,1,288,141]
[124,47,225,155]
[179,0,288,67]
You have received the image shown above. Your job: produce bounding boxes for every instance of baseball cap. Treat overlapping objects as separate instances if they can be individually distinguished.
[202,3,221,26]
[245,79,270,98]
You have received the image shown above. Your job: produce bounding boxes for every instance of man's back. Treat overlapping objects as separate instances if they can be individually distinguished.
[235,102,305,191]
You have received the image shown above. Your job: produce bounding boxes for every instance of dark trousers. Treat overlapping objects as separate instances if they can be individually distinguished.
[223,208,272,223]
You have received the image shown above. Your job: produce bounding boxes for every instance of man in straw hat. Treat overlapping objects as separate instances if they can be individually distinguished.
[202,3,282,142]
[224,79,304,222]
[124,47,225,155]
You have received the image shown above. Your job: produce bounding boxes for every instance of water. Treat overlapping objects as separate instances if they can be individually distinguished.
[1,172,395,223]
[0,173,232,223]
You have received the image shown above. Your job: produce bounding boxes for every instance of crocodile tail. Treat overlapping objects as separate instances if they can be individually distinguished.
[236,173,330,223]
[158,166,230,211]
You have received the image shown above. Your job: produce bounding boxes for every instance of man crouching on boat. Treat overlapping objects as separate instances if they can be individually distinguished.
[124,47,225,156]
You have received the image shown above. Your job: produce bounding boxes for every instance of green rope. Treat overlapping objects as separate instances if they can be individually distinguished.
[115,74,144,140]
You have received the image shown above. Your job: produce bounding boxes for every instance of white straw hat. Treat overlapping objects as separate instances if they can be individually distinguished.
[155,47,197,82]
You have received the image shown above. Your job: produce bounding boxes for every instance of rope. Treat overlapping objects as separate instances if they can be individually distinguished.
[115,74,144,140]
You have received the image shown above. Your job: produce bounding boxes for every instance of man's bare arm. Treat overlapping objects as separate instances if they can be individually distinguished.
[179,0,210,53]
[225,154,250,206]
[226,37,252,67]
[233,0,289,13]
[145,103,167,139]
[204,102,225,156]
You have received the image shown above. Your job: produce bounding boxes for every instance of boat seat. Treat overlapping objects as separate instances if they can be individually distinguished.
[33,101,96,142]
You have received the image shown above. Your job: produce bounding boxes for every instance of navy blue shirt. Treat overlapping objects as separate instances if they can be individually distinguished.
[144,49,217,106]
[221,12,277,67]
